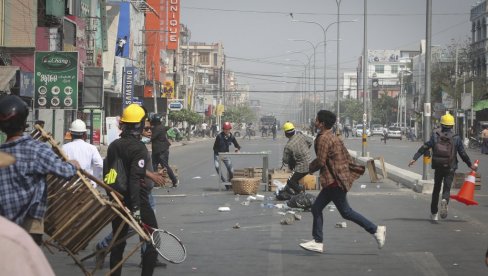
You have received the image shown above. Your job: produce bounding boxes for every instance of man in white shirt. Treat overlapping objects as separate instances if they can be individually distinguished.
[63,119,103,185]
[115,36,127,57]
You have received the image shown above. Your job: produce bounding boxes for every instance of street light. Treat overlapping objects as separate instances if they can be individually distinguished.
[336,0,342,121]
[291,18,357,110]
[289,39,317,116]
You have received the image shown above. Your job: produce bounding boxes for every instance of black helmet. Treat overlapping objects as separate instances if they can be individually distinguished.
[0,95,29,134]
[150,114,162,125]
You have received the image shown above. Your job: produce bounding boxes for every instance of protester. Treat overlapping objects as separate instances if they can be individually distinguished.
[408,112,477,221]
[282,121,312,194]
[213,121,241,190]
[242,122,253,140]
[115,36,127,57]
[104,104,158,276]
[481,125,488,154]
[151,114,178,187]
[382,127,388,144]
[271,122,278,140]
[63,119,103,185]
[0,95,79,245]
[299,110,386,253]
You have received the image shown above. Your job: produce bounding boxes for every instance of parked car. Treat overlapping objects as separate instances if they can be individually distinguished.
[387,126,402,140]
[371,124,384,136]
[354,124,371,137]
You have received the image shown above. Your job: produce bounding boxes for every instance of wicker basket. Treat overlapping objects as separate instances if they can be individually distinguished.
[231,178,260,195]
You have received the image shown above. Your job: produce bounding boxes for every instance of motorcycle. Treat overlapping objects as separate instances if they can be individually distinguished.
[468,136,482,149]
[167,127,183,142]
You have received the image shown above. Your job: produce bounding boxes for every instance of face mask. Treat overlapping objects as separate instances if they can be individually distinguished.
[141,136,151,144]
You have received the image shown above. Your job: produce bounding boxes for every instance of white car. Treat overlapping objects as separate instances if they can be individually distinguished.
[355,124,371,137]
[371,124,384,136]
[387,127,402,140]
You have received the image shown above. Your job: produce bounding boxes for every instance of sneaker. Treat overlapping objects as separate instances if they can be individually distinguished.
[374,226,386,249]
[299,240,324,253]
[440,199,448,219]
[93,243,106,269]
[431,213,439,221]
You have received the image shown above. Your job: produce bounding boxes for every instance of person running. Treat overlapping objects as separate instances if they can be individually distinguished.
[62,119,103,186]
[0,95,79,245]
[150,114,178,187]
[282,121,312,194]
[481,125,488,154]
[408,112,477,221]
[213,122,241,190]
[104,104,158,276]
[299,110,386,253]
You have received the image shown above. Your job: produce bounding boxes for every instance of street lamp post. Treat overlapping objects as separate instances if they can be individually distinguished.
[289,39,317,116]
[336,0,342,121]
[423,0,432,180]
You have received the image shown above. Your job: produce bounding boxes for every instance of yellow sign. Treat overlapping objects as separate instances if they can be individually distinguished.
[216,104,225,116]
[162,80,174,99]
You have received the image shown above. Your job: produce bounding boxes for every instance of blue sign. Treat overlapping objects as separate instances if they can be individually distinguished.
[168,101,183,111]
[122,67,135,108]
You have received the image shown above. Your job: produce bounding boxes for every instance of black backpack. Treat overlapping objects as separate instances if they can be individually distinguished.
[432,130,455,169]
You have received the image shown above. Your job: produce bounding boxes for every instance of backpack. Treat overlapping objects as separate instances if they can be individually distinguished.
[432,130,455,170]
[103,155,128,194]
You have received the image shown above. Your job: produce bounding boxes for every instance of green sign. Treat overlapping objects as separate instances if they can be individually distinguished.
[34,51,78,110]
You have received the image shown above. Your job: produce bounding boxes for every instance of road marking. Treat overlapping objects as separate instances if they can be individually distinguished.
[394,252,448,276]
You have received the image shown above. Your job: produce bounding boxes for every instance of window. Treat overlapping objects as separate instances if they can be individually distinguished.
[375,65,384,74]
[199,53,210,65]
[213,53,218,66]
[391,65,398,74]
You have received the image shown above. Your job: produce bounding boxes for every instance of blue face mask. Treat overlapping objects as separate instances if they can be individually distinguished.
[141,136,151,144]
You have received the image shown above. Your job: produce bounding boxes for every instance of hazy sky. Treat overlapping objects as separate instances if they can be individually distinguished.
[181,0,476,122]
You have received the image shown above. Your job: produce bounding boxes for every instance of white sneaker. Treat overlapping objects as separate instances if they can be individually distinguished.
[374,226,386,249]
[299,240,324,253]
[431,213,439,221]
[440,199,448,219]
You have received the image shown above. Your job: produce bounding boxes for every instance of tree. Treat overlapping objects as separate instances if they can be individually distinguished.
[372,95,397,125]
[221,105,256,124]
[340,99,363,124]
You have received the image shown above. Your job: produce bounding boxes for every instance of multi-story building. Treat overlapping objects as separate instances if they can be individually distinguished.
[470,0,488,76]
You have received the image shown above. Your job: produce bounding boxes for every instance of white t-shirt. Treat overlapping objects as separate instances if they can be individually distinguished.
[201,123,208,130]
[63,139,103,181]
[118,38,126,48]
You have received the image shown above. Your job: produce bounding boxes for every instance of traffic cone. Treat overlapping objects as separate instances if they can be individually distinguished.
[450,160,479,206]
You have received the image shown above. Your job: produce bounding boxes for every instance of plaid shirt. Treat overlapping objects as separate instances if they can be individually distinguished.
[0,136,77,225]
[282,132,313,173]
[310,129,353,189]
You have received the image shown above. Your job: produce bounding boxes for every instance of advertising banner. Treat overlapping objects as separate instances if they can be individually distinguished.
[163,80,175,98]
[122,67,135,108]
[34,51,78,110]
[20,72,34,98]
[167,0,180,50]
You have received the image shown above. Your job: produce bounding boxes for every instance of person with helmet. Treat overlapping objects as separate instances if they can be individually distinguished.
[408,112,477,221]
[104,103,158,276]
[0,95,79,245]
[62,119,103,186]
[150,113,179,187]
[281,121,313,195]
[213,122,241,190]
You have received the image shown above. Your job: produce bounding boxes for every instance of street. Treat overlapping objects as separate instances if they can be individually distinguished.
[46,135,488,276]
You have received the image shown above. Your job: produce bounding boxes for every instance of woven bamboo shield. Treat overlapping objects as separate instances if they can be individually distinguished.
[231,178,260,195]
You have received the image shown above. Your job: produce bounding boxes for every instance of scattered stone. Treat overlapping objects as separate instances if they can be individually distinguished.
[233,223,240,229]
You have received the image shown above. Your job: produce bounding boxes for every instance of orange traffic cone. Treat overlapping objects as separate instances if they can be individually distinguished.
[450,160,479,206]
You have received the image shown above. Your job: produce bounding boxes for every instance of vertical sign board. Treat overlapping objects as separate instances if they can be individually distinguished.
[34,52,78,110]
[166,0,180,50]
[83,67,104,108]
[122,67,135,108]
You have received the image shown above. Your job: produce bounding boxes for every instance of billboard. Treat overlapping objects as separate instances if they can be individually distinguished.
[162,80,175,98]
[167,0,180,50]
[83,67,104,108]
[34,51,78,110]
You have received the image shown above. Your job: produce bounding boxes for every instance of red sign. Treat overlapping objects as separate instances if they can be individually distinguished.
[167,0,180,50]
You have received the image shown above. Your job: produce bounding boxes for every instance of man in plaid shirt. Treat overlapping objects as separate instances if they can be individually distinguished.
[0,95,79,245]
[282,121,312,194]
[299,110,386,253]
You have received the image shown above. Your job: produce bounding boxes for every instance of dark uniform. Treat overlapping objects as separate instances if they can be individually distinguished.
[106,135,158,276]
[151,124,178,186]
[213,131,241,185]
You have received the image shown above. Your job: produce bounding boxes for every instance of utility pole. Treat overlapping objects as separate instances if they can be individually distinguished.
[361,0,368,157]
[423,0,432,180]
[152,62,158,114]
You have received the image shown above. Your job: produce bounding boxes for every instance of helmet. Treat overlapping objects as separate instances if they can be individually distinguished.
[69,119,87,133]
[440,112,455,126]
[283,122,295,132]
[150,114,162,125]
[120,104,146,123]
[223,122,232,130]
[0,95,29,133]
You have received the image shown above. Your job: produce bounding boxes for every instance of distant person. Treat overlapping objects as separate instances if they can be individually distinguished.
[343,125,349,138]
[282,122,312,194]
[408,112,477,221]
[300,110,385,253]
[213,122,241,190]
[242,122,252,140]
[382,127,388,144]
[481,125,488,154]
[271,122,278,140]
[151,114,178,188]
[115,36,127,57]
[63,119,103,186]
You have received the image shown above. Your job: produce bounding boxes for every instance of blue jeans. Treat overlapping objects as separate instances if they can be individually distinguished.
[214,154,233,182]
[311,186,377,243]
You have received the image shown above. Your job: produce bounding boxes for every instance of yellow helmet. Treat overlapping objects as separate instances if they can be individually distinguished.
[120,104,146,123]
[282,122,295,132]
[440,112,455,126]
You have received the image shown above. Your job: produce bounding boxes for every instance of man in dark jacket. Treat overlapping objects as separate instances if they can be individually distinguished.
[150,114,178,187]
[409,112,477,221]
[213,122,241,190]
[105,104,157,276]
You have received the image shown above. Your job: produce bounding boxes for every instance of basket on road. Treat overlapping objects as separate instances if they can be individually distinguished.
[231,178,260,195]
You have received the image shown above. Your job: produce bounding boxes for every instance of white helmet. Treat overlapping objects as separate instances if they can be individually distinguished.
[70,119,87,133]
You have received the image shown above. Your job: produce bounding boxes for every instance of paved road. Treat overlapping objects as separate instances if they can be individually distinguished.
[46,135,488,275]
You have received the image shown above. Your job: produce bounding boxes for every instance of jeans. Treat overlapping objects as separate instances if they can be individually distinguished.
[286,171,307,193]
[431,168,454,214]
[214,154,233,182]
[152,150,177,185]
[109,189,157,276]
[311,186,377,243]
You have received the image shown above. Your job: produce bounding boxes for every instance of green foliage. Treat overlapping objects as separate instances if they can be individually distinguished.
[168,109,203,126]
[372,95,397,125]
[221,105,256,124]
[340,99,363,123]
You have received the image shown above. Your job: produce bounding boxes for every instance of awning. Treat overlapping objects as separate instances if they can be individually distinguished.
[0,66,19,91]
[473,99,488,111]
